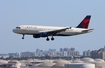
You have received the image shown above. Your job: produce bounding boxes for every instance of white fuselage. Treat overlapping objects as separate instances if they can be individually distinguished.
[13,25,92,36]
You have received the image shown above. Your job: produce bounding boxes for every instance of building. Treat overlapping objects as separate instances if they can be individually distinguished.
[68,51,79,57]
[60,47,79,57]
[83,50,91,57]
[20,52,35,57]
[61,51,68,57]
[8,53,20,58]
[102,51,105,60]
[49,49,56,53]
[90,50,105,60]
[48,52,61,57]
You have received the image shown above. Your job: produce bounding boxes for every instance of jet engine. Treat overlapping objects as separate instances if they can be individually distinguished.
[40,32,48,37]
[33,32,48,38]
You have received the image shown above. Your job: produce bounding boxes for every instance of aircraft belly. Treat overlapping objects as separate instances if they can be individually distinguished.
[25,30,39,34]
[15,29,39,34]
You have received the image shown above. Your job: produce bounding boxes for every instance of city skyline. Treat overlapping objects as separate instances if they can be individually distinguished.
[0,44,105,54]
[0,46,105,54]
[0,47,77,53]
[0,46,105,60]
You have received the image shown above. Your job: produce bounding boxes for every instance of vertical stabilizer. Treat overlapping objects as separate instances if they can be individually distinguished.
[76,15,91,29]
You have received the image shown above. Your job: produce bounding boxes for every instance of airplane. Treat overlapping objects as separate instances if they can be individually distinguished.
[13,15,93,41]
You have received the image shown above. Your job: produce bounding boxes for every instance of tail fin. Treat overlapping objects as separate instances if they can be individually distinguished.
[76,15,91,29]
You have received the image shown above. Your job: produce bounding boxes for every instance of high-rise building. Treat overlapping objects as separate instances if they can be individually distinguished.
[60,48,64,52]
[102,51,105,60]
[68,51,79,57]
[60,47,75,52]
[60,47,79,57]
[104,45,105,51]
[49,49,56,53]
[36,49,40,52]
[83,50,91,57]
[64,47,71,51]
[61,51,68,57]
[70,48,75,51]
[90,50,103,59]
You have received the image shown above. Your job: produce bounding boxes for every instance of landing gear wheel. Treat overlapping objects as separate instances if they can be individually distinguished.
[46,37,49,41]
[22,37,24,39]
[51,37,54,41]
[22,34,25,39]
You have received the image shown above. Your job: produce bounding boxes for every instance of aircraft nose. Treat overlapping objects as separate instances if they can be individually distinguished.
[12,29,17,33]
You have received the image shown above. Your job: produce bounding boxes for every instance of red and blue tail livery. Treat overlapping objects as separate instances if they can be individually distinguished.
[76,15,91,29]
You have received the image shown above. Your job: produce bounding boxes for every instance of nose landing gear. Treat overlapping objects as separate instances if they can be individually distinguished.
[22,34,25,39]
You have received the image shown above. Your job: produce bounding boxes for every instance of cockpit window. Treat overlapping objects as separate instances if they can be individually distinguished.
[16,27,20,29]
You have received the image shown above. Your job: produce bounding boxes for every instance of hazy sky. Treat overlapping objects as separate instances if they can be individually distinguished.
[1,0,105,54]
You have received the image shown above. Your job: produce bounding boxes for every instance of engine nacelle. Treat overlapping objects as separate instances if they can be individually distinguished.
[40,32,48,37]
[33,32,48,38]
[33,34,40,38]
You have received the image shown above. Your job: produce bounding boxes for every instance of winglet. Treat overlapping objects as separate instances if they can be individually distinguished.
[76,15,91,29]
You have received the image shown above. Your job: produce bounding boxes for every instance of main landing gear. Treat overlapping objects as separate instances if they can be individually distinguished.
[46,37,49,41]
[22,34,25,39]
[46,36,54,41]
[51,36,54,41]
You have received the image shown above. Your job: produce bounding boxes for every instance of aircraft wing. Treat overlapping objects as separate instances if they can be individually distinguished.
[39,27,69,35]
